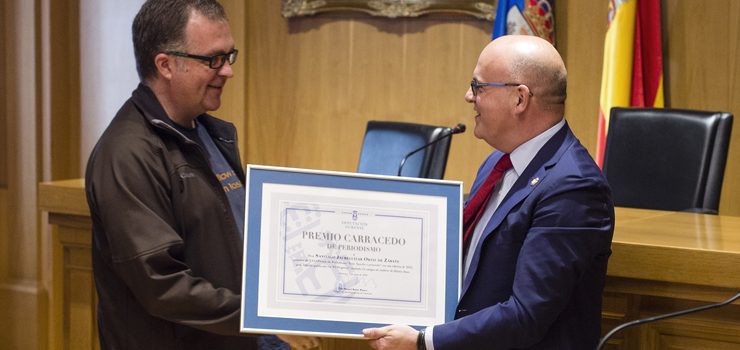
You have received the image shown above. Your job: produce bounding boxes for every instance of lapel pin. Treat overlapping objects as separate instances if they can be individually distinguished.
[530,177,540,186]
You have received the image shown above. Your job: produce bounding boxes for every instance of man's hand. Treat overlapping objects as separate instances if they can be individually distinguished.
[275,334,321,349]
[362,324,418,350]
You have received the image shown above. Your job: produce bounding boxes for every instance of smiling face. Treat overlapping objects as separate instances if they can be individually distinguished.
[464,43,517,151]
[168,11,235,121]
[464,35,566,153]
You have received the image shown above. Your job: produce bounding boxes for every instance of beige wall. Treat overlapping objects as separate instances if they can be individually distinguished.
[1,0,740,349]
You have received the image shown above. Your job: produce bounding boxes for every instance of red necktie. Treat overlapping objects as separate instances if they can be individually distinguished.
[462,154,512,257]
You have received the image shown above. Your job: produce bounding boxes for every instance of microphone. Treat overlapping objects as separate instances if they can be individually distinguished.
[596,291,740,350]
[397,123,466,177]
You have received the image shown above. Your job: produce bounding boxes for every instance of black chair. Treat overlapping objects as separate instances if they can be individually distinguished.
[602,107,733,213]
[357,121,453,179]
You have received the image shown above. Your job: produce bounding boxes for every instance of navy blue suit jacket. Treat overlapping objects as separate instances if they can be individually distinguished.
[433,123,614,349]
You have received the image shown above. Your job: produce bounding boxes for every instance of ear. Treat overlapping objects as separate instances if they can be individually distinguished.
[154,53,174,80]
[513,84,532,113]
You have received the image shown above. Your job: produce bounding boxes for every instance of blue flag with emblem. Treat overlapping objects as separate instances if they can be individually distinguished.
[492,0,555,44]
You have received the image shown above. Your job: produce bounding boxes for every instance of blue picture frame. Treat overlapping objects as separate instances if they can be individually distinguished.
[240,165,462,338]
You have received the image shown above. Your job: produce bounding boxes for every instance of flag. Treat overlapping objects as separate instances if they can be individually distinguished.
[631,0,664,108]
[596,0,664,166]
[492,0,555,44]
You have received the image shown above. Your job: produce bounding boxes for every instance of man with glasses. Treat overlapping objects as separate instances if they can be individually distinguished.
[85,1,318,349]
[364,35,614,349]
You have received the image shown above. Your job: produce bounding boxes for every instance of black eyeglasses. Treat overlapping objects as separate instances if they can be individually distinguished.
[470,79,532,97]
[166,49,238,69]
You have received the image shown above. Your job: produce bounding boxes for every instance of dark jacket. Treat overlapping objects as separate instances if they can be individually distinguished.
[433,124,614,349]
[85,84,256,349]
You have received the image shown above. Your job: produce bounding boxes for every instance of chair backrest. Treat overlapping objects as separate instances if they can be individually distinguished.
[357,121,452,179]
[603,107,733,213]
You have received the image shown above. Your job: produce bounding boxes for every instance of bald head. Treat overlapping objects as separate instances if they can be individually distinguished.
[466,35,567,152]
[480,35,567,109]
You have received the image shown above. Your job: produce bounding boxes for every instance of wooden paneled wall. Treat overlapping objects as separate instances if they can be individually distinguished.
[555,0,608,154]
[1,0,42,348]
[244,1,494,187]
[241,0,611,190]
[0,0,6,188]
[1,1,740,349]
[663,0,740,215]
[219,1,248,153]
[48,0,81,181]
[242,0,740,215]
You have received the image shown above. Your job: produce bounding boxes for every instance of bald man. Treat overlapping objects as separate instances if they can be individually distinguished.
[363,35,614,349]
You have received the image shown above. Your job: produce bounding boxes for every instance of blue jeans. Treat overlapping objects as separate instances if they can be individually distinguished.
[258,335,290,350]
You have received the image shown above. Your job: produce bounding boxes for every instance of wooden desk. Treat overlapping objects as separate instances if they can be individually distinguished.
[603,208,740,349]
[39,180,740,350]
[610,208,740,290]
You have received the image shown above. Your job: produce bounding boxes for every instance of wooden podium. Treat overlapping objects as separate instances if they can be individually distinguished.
[40,179,740,350]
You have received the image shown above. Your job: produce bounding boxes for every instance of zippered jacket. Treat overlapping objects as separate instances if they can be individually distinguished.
[85,84,256,349]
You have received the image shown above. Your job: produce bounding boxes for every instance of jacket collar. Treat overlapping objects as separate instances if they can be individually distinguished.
[129,83,244,182]
[130,83,237,144]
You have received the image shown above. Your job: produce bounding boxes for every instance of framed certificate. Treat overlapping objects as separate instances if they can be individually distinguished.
[240,165,462,338]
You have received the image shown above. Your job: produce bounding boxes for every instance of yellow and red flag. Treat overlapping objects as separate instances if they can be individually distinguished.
[596,0,663,166]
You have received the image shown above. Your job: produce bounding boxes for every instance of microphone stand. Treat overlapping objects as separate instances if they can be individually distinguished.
[397,124,465,177]
[596,292,740,350]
